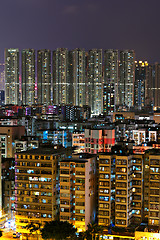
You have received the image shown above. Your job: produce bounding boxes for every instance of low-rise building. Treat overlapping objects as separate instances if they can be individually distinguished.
[85,128,115,154]
[72,132,85,153]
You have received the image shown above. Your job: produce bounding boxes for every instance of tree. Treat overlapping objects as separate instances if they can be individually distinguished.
[97,225,105,240]
[26,222,41,240]
[41,220,77,240]
[78,231,86,240]
[86,223,104,240]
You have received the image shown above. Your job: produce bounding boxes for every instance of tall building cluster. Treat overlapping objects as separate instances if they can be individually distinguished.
[0,103,159,238]
[13,146,160,234]
[2,47,160,239]
[4,48,160,116]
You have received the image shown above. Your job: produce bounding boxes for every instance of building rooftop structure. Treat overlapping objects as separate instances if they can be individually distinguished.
[19,145,72,155]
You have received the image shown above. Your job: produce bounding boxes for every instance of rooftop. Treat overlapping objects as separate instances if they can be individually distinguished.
[60,153,96,162]
[18,146,70,155]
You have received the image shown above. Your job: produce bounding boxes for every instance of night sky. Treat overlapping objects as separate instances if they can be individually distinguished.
[1,0,160,63]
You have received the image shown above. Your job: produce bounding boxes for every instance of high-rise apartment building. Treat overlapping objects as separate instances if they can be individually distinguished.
[144,62,160,108]
[131,154,143,224]
[0,90,5,105]
[134,61,148,109]
[5,49,19,105]
[53,48,70,105]
[98,151,144,227]
[87,49,102,116]
[115,154,132,227]
[15,147,68,236]
[153,63,160,108]
[98,154,112,226]
[145,64,153,106]
[59,153,96,231]
[70,49,86,107]
[22,49,35,105]
[0,63,5,91]
[119,50,135,108]
[144,150,160,227]
[103,50,118,114]
[37,49,51,105]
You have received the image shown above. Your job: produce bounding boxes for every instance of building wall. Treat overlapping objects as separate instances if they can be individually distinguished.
[131,154,143,224]
[37,49,51,105]
[87,49,103,116]
[103,49,118,114]
[21,49,35,105]
[85,129,115,154]
[0,126,25,158]
[53,48,69,105]
[59,155,96,231]
[148,154,160,226]
[5,49,19,105]
[72,133,85,153]
[115,155,132,227]
[98,154,111,226]
[134,61,148,109]
[119,50,135,108]
[15,150,66,234]
[71,49,86,107]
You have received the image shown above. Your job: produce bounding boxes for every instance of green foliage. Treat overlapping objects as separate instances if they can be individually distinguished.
[41,220,77,240]
[77,231,86,240]
[85,223,104,240]
[26,222,41,234]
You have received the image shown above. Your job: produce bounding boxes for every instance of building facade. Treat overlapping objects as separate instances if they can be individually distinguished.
[146,150,160,227]
[98,154,112,226]
[134,61,148,109]
[85,128,115,154]
[71,48,86,107]
[37,49,51,105]
[103,49,118,114]
[22,49,35,105]
[119,50,135,108]
[15,147,67,235]
[59,154,96,231]
[87,49,103,116]
[53,48,70,105]
[5,49,19,105]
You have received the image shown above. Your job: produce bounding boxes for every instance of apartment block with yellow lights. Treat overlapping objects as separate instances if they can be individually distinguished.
[15,146,67,235]
[115,155,132,227]
[72,132,85,153]
[143,152,150,221]
[146,150,160,227]
[98,153,112,226]
[135,231,160,240]
[97,151,144,228]
[131,154,143,224]
[59,153,96,231]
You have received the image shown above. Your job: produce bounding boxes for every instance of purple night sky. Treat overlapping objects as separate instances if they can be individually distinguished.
[0,0,160,63]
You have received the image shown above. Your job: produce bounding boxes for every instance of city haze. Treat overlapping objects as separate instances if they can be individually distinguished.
[0,0,160,63]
